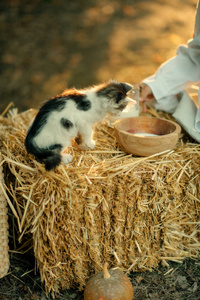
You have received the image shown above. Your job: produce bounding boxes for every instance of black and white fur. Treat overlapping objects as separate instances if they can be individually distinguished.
[25,81,133,171]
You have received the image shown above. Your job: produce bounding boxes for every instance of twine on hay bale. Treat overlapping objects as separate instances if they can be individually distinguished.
[0,107,200,295]
[0,153,10,278]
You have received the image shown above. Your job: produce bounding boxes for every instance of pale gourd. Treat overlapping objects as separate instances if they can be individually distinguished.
[84,263,134,300]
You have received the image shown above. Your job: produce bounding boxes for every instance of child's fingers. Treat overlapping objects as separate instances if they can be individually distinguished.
[142,101,147,113]
[139,84,153,102]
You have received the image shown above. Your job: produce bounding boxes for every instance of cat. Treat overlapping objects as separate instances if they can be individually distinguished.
[25,80,134,171]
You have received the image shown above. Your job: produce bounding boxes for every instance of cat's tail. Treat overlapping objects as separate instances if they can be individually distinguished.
[25,135,62,171]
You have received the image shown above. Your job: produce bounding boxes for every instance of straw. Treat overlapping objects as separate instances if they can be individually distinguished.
[0,108,199,295]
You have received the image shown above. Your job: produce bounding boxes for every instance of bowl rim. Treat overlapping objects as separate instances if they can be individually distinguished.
[113,116,181,139]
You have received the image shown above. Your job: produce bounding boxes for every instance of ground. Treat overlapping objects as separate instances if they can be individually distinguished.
[0,0,200,299]
[0,253,200,300]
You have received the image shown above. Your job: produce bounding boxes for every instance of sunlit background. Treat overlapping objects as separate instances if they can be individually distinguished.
[0,0,197,112]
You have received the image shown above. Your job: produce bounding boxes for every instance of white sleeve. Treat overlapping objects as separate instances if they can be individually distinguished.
[142,1,200,102]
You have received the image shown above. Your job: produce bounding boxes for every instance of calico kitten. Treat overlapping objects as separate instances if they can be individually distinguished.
[25,80,133,171]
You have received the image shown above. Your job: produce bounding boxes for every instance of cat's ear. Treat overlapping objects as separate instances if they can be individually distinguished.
[121,83,132,93]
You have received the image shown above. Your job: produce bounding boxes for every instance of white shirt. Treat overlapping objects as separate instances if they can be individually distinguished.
[142,1,200,135]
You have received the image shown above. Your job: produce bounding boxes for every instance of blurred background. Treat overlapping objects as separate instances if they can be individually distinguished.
[0,0,197,112]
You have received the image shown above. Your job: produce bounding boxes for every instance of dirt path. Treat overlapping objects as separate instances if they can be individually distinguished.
[0,0,197,112]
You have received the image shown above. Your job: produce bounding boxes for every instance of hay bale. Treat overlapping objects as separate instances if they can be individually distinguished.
[0,108,199,295]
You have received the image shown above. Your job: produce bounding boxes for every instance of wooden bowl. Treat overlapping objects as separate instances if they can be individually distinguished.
[113,116,181,156]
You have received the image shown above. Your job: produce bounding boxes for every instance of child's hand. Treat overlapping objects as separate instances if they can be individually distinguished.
[139,83,155,112]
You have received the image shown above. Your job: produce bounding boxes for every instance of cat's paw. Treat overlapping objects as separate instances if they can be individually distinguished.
[61,153,73,165]
[78,140,95,150]
[86,139,95,149]
[78,143,90,151]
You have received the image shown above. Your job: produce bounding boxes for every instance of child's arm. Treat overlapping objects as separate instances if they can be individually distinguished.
[141,1,200,104]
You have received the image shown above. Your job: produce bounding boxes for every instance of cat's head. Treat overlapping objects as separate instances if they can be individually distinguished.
[96,81,135,115]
